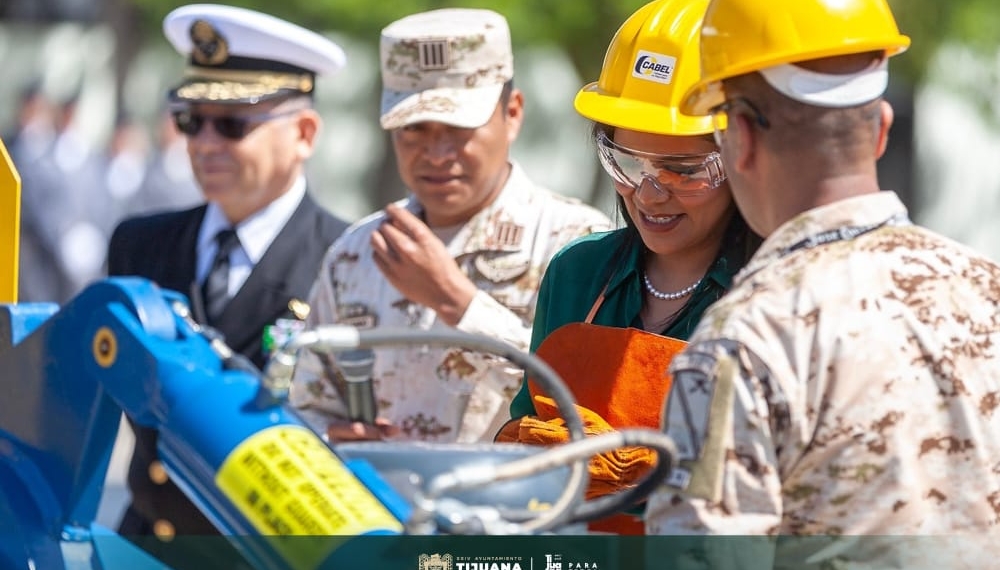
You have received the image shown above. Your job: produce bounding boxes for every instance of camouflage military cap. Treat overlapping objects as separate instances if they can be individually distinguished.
[379,8,514,130]
[163,4,346,105]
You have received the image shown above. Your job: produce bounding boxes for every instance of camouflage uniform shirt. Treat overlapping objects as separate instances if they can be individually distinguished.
[646,192,1000,561]
[290,163,611,443]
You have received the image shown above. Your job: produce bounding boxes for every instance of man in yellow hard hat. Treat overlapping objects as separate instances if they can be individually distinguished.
[644,0,1000,565]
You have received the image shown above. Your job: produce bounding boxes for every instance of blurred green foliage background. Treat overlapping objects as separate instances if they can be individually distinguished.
[121,0,1000,87]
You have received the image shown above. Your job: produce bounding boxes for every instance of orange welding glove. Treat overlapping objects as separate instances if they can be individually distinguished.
[496,396,657,500]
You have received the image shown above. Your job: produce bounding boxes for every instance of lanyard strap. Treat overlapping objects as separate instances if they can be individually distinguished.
[778,213,910,258]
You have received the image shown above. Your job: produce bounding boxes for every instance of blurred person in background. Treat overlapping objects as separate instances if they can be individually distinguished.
[4,79,54,166]
[8,80,58,303]
[125,107,202,216]
[103,111,152,222]
[18,88,109,303]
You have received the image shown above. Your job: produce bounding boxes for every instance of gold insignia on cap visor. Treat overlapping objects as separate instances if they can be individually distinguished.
[190,20,229,66]
[175,67,314,102]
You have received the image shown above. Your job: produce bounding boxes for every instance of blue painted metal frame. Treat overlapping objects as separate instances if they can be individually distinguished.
[0,278,406,570]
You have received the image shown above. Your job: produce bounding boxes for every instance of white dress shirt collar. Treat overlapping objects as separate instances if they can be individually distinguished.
[197,176,307,284]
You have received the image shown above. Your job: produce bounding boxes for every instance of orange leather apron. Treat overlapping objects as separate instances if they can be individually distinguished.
[504,285,687,534]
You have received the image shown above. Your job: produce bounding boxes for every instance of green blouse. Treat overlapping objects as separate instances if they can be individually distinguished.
[509,228,741,419]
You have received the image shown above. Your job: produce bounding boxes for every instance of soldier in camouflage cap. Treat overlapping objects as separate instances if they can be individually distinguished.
[379,8,513,129]
[290,8,612,443]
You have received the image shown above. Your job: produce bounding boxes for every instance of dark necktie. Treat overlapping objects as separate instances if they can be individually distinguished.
[201,228,240,324]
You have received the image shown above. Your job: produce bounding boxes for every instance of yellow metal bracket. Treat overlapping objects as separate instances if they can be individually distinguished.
[0,138,21,303]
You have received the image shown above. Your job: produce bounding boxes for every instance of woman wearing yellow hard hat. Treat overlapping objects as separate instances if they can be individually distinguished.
[497,0,760,534]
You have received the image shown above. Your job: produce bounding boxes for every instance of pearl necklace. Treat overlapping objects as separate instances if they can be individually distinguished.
[643,272,703,301]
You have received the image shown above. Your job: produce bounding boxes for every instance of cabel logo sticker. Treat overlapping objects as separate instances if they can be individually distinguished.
[632,50,677,85]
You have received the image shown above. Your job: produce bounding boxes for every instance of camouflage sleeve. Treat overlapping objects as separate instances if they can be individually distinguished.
[455,289,532,352]
[645,338,785,542]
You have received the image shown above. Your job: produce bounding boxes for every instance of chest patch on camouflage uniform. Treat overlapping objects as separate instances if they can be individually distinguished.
[337,303,378,329]
[473,252,530,283]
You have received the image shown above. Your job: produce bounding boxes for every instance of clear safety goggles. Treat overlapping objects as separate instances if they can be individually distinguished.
[596,131,726,198]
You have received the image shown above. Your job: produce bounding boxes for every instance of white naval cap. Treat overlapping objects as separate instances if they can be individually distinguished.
[163,3,347,104]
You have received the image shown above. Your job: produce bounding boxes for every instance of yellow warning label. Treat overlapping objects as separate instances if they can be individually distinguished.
[216,425,403,568]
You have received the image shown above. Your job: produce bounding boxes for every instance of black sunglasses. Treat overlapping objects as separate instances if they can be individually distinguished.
[172,108,301,140]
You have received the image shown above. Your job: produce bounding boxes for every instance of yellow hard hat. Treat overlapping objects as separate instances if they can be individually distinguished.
[574,0,713,136]
[682,0,911,116]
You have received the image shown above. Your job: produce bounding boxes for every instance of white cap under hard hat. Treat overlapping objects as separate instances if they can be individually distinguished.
[759,59,889,108]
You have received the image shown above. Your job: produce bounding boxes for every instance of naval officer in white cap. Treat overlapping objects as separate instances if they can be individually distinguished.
[107,3,350,555]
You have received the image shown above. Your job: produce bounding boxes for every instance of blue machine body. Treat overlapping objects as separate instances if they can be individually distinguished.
[0,279,408,570]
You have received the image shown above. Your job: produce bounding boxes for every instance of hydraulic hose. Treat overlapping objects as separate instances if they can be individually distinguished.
[264,325,589,534]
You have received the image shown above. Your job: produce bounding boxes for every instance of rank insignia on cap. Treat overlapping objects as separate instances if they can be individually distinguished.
[418,40,450,71]
[379,8,514,129]
[190,20,229,66]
